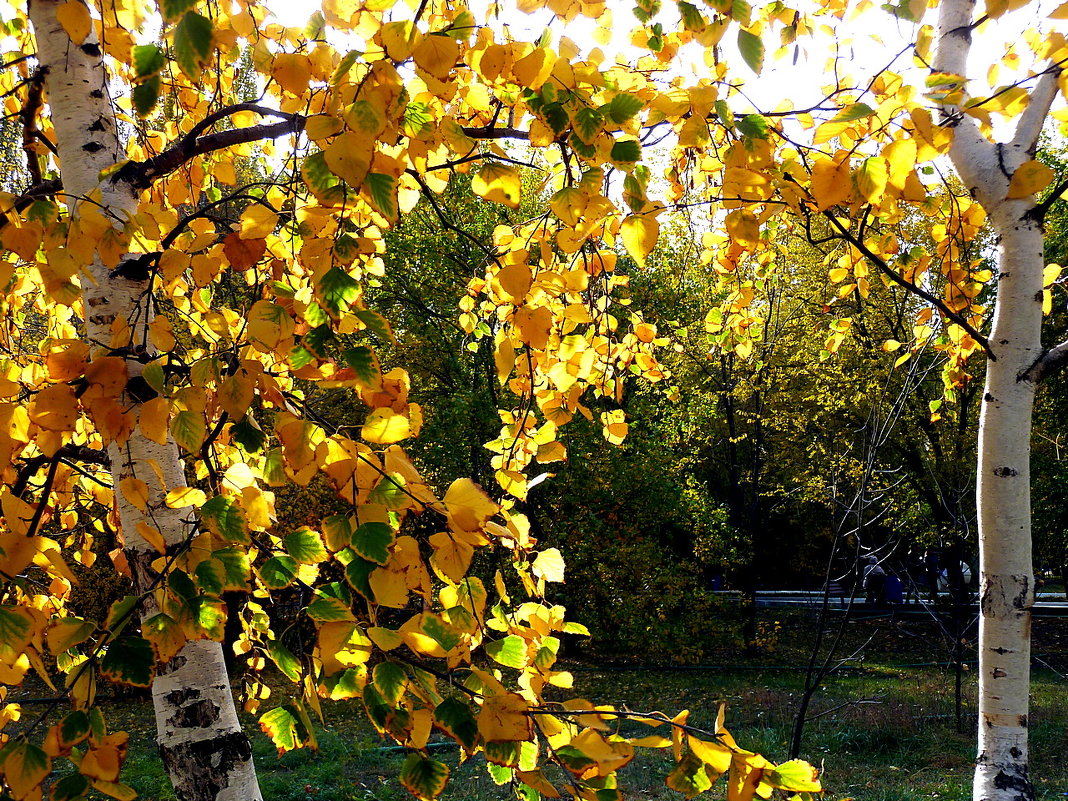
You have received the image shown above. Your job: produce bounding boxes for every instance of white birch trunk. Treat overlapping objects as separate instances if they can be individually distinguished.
[934,0,1057,797]
[29,2,263,799]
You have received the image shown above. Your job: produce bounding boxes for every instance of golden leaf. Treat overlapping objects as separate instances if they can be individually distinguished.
[56,0,92,44]
[472,163,522,209]
[620,215,659,267]
[477,693,533,742]
[1006,160,1054,199]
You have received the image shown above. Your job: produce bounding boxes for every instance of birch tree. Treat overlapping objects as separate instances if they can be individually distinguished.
[0,0,1063,798]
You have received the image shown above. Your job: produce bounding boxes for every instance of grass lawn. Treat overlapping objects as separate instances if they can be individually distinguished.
[27,610,1068,801]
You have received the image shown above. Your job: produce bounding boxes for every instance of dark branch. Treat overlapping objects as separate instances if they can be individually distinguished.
[1020,340,1068,384]
[822,212,994,358]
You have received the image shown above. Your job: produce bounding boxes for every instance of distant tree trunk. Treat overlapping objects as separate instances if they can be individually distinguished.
[30,2,262,799]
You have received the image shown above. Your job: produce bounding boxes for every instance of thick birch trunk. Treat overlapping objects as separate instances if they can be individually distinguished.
[29,2,262,799]
[934,0,1055,797]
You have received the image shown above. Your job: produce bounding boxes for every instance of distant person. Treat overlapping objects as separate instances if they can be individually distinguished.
[885,573,903,605]
[863,556,887,607]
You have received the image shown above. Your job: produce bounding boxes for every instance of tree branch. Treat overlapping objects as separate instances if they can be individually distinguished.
[822,212,994,357]
[1020,339,1068,384]
[460,125,529,141]
[1011,64,1063,156]
[117,107,306,189]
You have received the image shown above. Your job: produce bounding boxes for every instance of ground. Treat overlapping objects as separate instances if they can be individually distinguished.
[21,608,1068,801]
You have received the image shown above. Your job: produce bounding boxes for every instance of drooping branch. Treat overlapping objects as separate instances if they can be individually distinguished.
[11,444,110,499]
[822,212,994,357]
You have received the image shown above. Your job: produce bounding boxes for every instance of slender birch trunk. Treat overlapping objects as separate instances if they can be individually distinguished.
[935,0,1062,798]
[29,2,263,798]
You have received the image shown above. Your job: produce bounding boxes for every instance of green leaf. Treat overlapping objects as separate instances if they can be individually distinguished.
[0,606,33,659]
[101,637,155,687]
[303,324,333,357]
[306,596,354,622]
[542,102,569,135]
[767,759,822,791]
[3,743,50,799]
[485,741,521,768]
[285,527,328,564]
[714,99,735,129]
[230,415,266,453]
[259,705,312,754]
[610,139,641,164]
[195,558,225,595]
[606,92,643,124]
[353,309,394,342]
[485,635,527,669]
[302,151,346,204]
[200,494,249,544]
[132,76,161,117]
[435,698,479,751]
[190,596,226,640]
[105,595,140,636]
[173,10,214,79]
[737,28,764,74]
[400,753,450,801]
[322,515,353,552]
[368,473,407,510]
[171,409,206,453]
[260,555,298,589]
[50,773,90,801]
[344,556,377,601]
[57,711,90,749]
[133,44,166,77]
[736,113,769,139]
[213,547,251,590]
[159,0,198,21]
[678,1,706,30]
[351,521,394,565]
[268,641,303,682]
[364,172,398,222]
[830,102,876,122]
[318,267,361,317]
[372,661,408,705]
[572,107,603,144]
[342,346,382,388]
[421,614,462,652]
[168,569,197,601]
[666,751,713,797]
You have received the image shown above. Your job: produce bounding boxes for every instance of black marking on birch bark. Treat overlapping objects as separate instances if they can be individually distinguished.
[1034,291,1043,302]
[165,687,202,706]
[88,118,105,132]
[159,730,254,801]
[82,141,104,153]
[985,392,995,401]
[89,89,103,98]
[79,42,101,57]
[1011,747,1022,758]
[992,668,1007,678]
[993,466,1018,477]
[992,646,1010,654]
[167,699,221,729]
[158,654,188,676]
[992,765,1033,801]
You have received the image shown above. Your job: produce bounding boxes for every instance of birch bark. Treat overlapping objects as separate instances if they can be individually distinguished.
[28,1,263,799]
[934,0,1061,798]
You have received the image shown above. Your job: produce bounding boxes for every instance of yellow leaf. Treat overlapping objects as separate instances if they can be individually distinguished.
[1044,264,1062,287]
[381,20,421,61]
[882,138,917,191]
[239,204,278,239]
[429,531,474,583]
[689,735,733,774]
[532,547,565,583]
[412,34,459,80]
[317,622,373,675]
[810,155,852,210]
[56,0,92,44]
[362,408,411,445]
[513,304,553,350]
[1006,159,1054,199]
[442,478,498,534]
[271,54,312,96]
[512,47,555,88]
[724,209,759,249]
[165,487,206,508]
[828,267,850,283]
[496,262,532,302]
[324,131,373,189]
[478,693,533,742]
[620,215,659,267]
[3,742,51,799]
[135,521,166,554]
[219,372,255,419]
[139,397,170,445]
[472,163,522,209]
[855,157,888,204]
[119,477,150,512]
[305,114,343,142]
[29,384,79,432]
[600,409,628,445]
